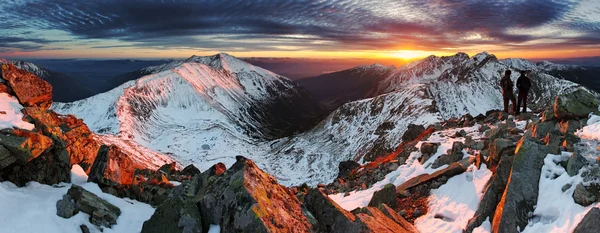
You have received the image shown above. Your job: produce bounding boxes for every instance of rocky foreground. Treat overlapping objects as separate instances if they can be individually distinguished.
[2,63,600,233]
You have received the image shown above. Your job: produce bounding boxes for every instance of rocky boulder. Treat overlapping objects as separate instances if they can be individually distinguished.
[368,183,396,208]
[465,155,513,233]
[59,185,121,228]
[88,145,143,187]
[1,64,52,109]
[352,206,418,233]
[554,89,599,120]
[419,142,440,164]
[573,207,600,233]
[488,139,515,168]
[141,197,202,233]
[338,160,360,179]
[0,129,52,163]
[402,124,426,142]
[199,156,312,232]
[573,184,597,207]
[304,188,361,232]
[431,141,464,169]
[567,153,588,176]
[492,137,550,233]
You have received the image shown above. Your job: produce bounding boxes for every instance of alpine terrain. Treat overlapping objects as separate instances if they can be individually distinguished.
[3,52,600,233]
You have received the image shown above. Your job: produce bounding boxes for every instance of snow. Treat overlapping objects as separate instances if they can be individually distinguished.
[0,165,155,233]
[0,93,35,130]
[329,125,481,211]
[208,225,221,233]
[521,153,600,233]
[414,164,492,233]
[576,114,600,141]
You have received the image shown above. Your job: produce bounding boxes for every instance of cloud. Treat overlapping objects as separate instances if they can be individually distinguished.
[0,0,598,54]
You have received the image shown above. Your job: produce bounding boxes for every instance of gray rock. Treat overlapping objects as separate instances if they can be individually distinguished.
[488,139,515,167]
[562,183,573,192]
[181,164,201,177]
[0,145,16,169]
[484,127,505,141]
[573,184,597,207]
[79,225,90,233]
[558,120,583,135]
[554,89,599,120]
[141,197,202,233]
[492,137,550,233]
[431,142,464,168]
[402,124,426,142]
[67,185,121,228]
[56,194,79,218]
[338,160,360,179]
[573,207,600,233]
[305,188,361,233]
[199,156,312,232]
[368,183,397,208]
[532,121,558,139]
[567,153,588,176]
[541,108,555,122]
[420,142,440,164]
[465,155,513,233]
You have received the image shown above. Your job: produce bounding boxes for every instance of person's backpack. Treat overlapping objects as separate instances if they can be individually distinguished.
[521,77,531,90]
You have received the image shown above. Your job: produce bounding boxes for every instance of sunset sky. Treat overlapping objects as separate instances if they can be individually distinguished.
[1,0,599,60]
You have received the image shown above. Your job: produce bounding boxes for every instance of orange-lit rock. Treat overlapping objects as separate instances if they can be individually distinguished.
[88,145,144,187]
[22,108,100,172]
[1,64,52,109]
[9,128,53,161]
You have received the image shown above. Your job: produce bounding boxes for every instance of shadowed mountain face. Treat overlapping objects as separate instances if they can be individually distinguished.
[297,64,396,110]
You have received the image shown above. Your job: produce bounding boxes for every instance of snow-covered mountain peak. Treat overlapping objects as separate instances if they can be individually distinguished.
[0,58,49,78]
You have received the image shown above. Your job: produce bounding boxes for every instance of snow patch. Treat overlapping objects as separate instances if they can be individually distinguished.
[0,93,35,130]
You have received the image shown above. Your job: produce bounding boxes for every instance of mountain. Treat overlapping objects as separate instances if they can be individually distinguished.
[0,59,95,102]
[53,53,325,179]
[54,52,593,186]
[297,64,395,109]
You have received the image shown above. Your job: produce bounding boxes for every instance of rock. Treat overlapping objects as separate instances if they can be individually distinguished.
[431,142,464,169]
[567,153,588,176]
[562,183,572,192]
[544,130,565,155]
[484,127,505,141]
[401,124,425,142]
[573,184,597,207]
[479,125,491,133]
[0,145,16,169]
[563,134,581,152]
[558,120,583,135]
[88,145,143,187]
[0,130,70,186]
[492,137,550,233]
[541,108,555,122]
[376,204,419,233]
[353,206,418,233]
[532,121,557,139]
[419,142,440,164]
[181,164,201,177]
[141,197,202,233]
[56,194,79,218]
[465,155,513,233]
[0,130,52,163]
[199,156,312,232]
[1,64,52,109]
[338,160,360,178]
[66,185,121,228]
[79,225,90,233]
[158,162,177,175]
[305,188,361,232]
[573,207,600,233]
[554,89,599,120]
[488,139,516,168]
[368,183,397,208]
[397,157,474,194]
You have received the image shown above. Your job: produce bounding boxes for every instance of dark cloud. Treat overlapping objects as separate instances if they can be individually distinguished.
[0,0,598,53]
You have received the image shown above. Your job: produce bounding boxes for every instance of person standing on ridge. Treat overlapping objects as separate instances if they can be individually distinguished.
[516,70,532,114]
[500,70,517,114]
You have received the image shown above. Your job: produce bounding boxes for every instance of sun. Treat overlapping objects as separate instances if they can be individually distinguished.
[389,50,431,60]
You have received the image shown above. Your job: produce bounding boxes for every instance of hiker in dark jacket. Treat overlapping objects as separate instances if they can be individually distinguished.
[516,70,532,114]
[500,70,517,114]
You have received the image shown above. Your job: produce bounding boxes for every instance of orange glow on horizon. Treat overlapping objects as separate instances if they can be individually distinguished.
[3,47,599,63]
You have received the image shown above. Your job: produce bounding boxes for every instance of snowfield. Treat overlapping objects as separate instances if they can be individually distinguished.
[0,165,155,233]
